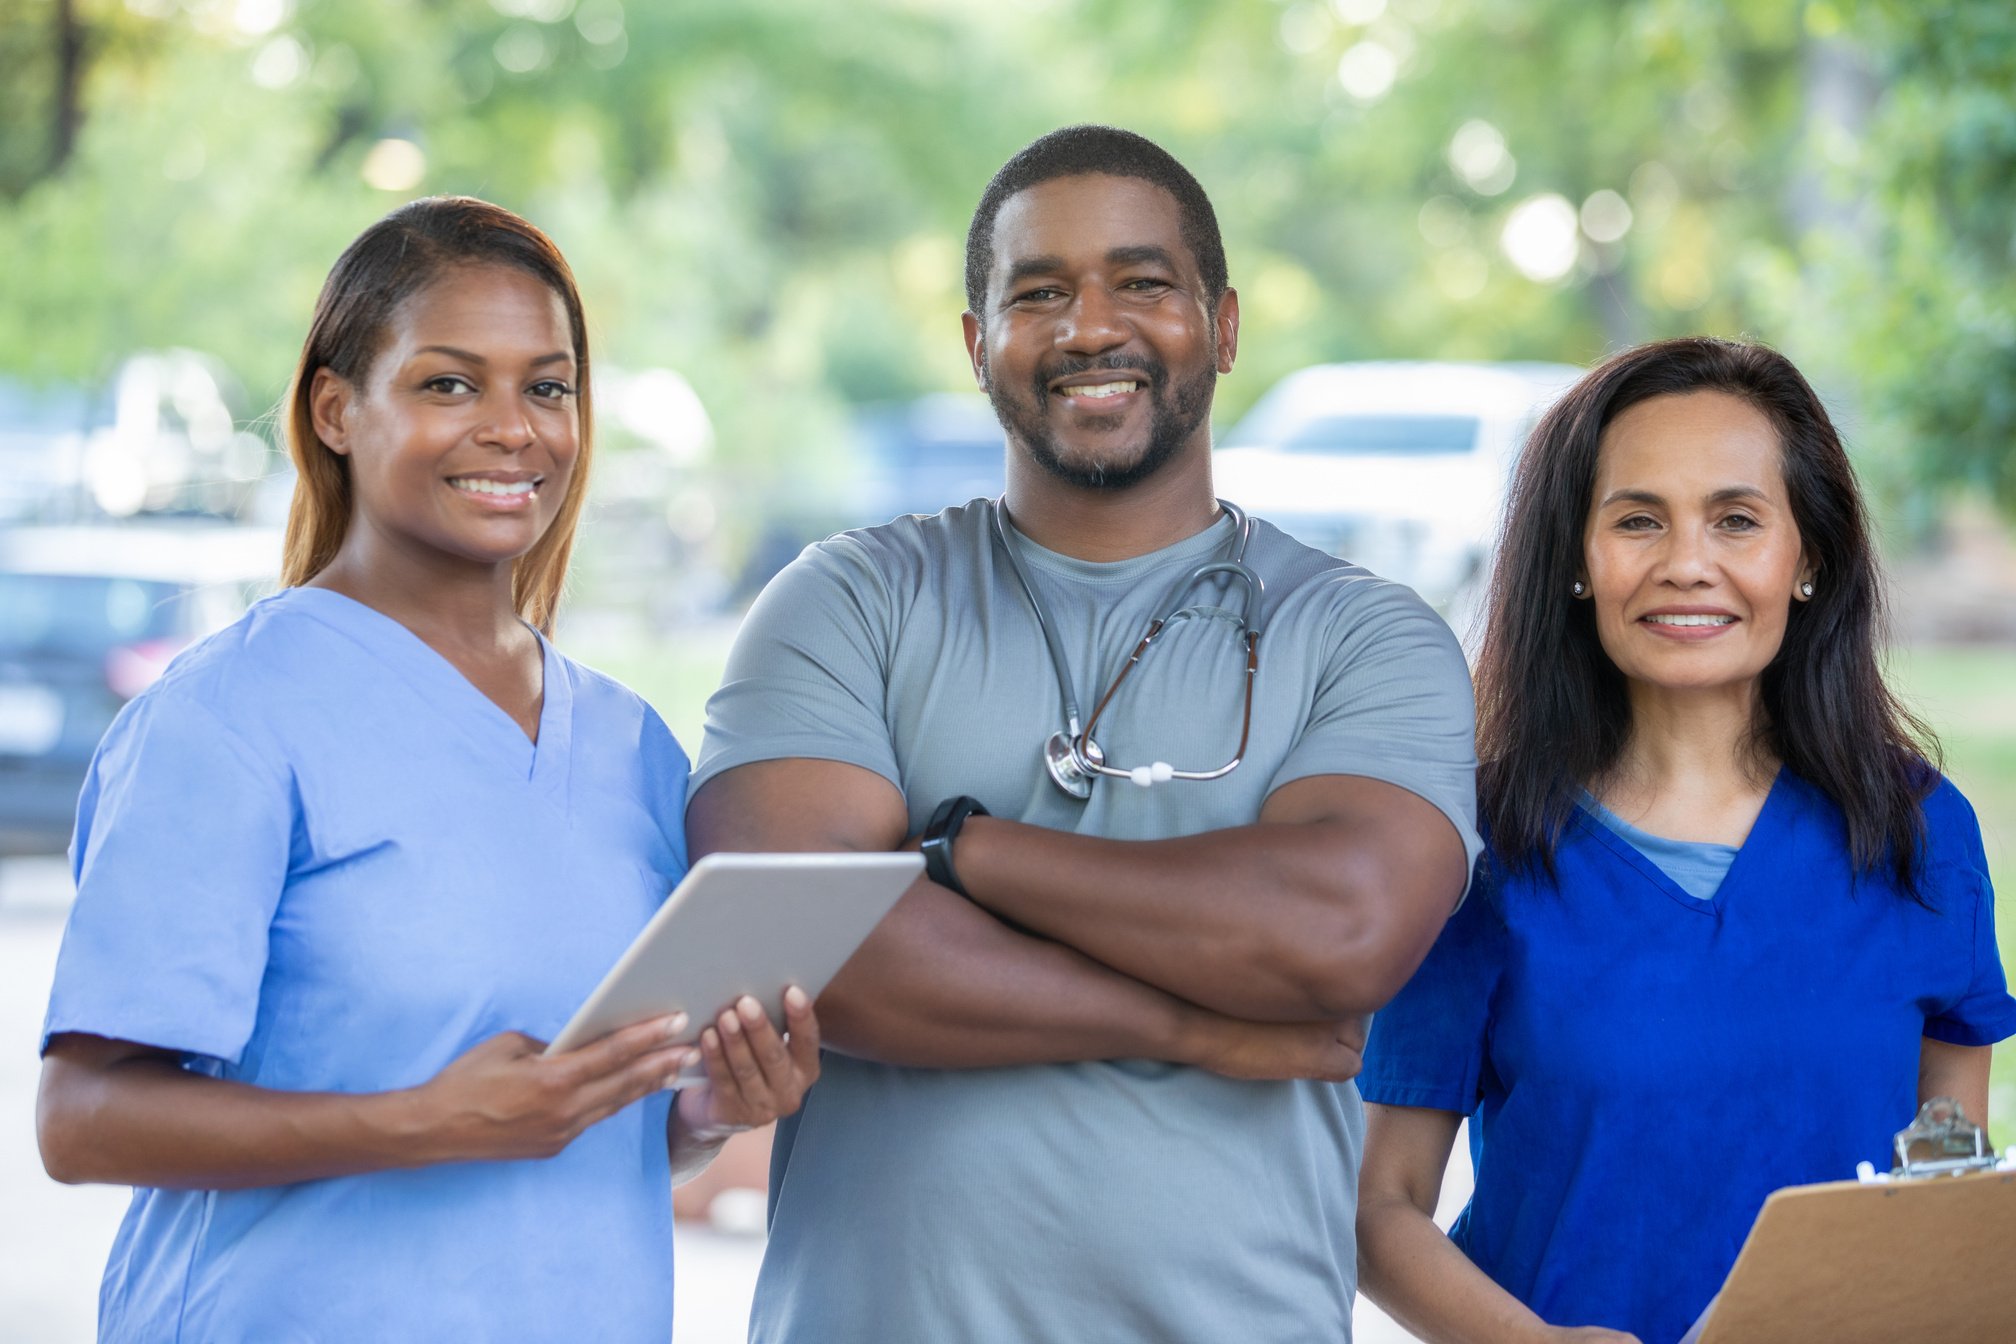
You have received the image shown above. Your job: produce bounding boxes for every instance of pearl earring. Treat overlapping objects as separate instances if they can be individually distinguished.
[1800,581,1814,598]
[1572,580,1587,597]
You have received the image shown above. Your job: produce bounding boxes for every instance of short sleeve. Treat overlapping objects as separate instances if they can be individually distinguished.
[690,538,900,801]
[1270,581,1482,898]
[1923,865,2016,1047]
[41,690,294,1064]
[1360,866,1505,1113]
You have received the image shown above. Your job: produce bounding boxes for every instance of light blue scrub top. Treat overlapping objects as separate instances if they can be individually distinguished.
[42,587,690,1344]
[1578,790,1739,900]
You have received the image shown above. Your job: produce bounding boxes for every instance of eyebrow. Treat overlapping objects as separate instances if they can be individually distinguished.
[414,344,573,368]
[1600,485,1773,508]
[1000,245,1184,295]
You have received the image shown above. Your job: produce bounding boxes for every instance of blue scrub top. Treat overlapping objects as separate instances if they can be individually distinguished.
[42,588,690,1344]
[1361,770,2016,1344]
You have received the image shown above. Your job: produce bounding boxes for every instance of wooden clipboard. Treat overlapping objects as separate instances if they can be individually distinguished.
[1689,1166,2016,1344]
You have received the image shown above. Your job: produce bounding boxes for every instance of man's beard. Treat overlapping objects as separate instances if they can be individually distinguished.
[985,354,1216,491]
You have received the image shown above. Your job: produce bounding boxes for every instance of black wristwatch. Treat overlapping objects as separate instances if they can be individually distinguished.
[920,795,990,899]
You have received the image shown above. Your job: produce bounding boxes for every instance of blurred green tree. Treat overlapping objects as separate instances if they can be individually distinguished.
[0,0,2010,519]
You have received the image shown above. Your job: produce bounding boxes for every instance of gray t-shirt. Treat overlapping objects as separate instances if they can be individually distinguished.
[694,499,1480,1344]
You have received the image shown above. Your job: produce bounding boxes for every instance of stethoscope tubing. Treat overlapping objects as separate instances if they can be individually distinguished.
[992,498,1264,795]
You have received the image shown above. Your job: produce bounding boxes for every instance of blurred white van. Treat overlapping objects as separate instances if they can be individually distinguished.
[1213,360,1580,637]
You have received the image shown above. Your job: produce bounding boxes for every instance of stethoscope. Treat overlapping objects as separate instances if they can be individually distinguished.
[992,499,1265,799]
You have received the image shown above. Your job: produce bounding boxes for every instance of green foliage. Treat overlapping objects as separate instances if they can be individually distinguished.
[0,0,2012,518]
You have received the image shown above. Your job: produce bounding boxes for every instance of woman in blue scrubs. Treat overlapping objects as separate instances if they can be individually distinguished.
[1356,338,2016,1344]
[36,197,821,1343]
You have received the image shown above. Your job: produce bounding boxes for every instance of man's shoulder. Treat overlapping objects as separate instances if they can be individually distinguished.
[769,500,994,602]
[1244,515,1448,629]
[820,499,993,567]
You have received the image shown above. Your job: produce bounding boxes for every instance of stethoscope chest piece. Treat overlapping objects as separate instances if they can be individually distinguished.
[1043,730,1095,799]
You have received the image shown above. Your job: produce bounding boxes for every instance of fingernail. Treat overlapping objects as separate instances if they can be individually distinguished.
[666,1013,689,1036]
[737,996,765,1023]
[721,1012,742,1036]
[784,986,809,1011]
[702,1028,720,1051]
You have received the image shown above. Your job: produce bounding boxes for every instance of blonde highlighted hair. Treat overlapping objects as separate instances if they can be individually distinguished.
[281,196,592,632]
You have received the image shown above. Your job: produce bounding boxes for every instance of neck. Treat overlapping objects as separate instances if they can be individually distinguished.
[309,523,526,654]
[1001,443,1219,560]
[1612,678,1775,796]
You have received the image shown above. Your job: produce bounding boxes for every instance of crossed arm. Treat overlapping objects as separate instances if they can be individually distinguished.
[685,756,1469,1075]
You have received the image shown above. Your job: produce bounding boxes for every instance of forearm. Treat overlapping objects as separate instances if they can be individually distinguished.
[38,1052,427,1190]
[815,878,1204,1069]
[953,812,1438,1020]
[1358,1192,1558,1344]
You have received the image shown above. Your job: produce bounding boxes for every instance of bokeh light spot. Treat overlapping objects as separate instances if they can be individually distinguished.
[1500,193,1580,282]
[361,138,426,192]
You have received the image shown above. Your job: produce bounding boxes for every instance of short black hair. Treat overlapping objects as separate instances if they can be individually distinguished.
[963,124,1229,316]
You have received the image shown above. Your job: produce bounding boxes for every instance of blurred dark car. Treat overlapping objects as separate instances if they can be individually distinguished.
[0,523,281,857]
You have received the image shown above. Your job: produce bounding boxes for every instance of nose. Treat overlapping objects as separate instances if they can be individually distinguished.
[476,390,537,452]
[1657,521,1718,587]
[1056,284,1130,357]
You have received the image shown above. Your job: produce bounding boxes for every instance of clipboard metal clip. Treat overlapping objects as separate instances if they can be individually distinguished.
[1854,1096,2015,1183]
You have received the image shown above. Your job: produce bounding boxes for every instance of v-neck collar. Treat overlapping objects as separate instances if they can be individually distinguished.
[1572,766,1790,915]
[280,587,572,792]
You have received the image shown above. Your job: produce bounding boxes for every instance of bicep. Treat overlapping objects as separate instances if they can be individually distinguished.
[1918,1037,1992,1125]
[687,759,910,856]
[1260,773,1471,921]
[1361,1102,1464,1216]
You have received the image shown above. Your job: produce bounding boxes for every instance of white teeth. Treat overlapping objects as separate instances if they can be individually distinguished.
[449,477,536,496]
[1644,614,1735,627]
[1066,380,1140,399]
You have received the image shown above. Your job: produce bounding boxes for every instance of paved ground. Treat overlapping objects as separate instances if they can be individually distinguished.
[1,857,1462,1343]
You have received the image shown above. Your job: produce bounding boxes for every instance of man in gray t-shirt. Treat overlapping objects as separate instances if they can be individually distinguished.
[689,126,1479,1344]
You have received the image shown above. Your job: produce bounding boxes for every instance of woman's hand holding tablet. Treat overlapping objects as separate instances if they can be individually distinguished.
[401,1013,698,1164]
[674,987,823,1149]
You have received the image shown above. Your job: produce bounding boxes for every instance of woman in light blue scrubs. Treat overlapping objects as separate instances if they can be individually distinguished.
[1356,339,2016,1344]
[36,197,822,1343]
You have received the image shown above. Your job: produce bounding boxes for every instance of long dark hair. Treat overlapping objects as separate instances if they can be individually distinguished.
[1475,337,1940,896]
[281,196,592,633]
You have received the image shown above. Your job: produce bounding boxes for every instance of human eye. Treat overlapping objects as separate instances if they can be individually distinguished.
[1012,285,1065,305]
[1120,275,1172,293]
[422,374,476,395]
[1719,511,1760,532]
[528,379,575,401]
[1615,513,1659,532]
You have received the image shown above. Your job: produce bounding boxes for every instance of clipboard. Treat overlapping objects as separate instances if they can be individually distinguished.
[1682,1098,2016,1344]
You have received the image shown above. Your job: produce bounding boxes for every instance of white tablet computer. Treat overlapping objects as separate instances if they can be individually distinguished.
[545,851,921,1057]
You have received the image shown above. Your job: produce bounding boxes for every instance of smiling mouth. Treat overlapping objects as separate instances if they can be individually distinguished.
[447,476,541,500]
[1641,614,1736,627]
[1056,380,1142,400]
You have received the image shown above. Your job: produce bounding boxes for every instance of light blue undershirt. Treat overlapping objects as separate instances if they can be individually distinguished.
[1579,791,1740,900]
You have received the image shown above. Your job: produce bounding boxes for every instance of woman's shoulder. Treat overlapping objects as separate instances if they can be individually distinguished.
[1916,771,1988,872]
[131,590,331,718]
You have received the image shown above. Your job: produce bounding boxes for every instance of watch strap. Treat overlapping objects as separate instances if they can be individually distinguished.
[920,795,989,898]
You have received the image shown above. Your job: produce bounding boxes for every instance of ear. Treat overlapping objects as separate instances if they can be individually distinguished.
[961,311,987,391]
[309,367,357,456]
[1213,286,1240,375]
[1794,552,1819,601]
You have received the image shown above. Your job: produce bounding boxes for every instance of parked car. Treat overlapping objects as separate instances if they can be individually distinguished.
[0,522,282,857]
[1213,360,1581,637]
